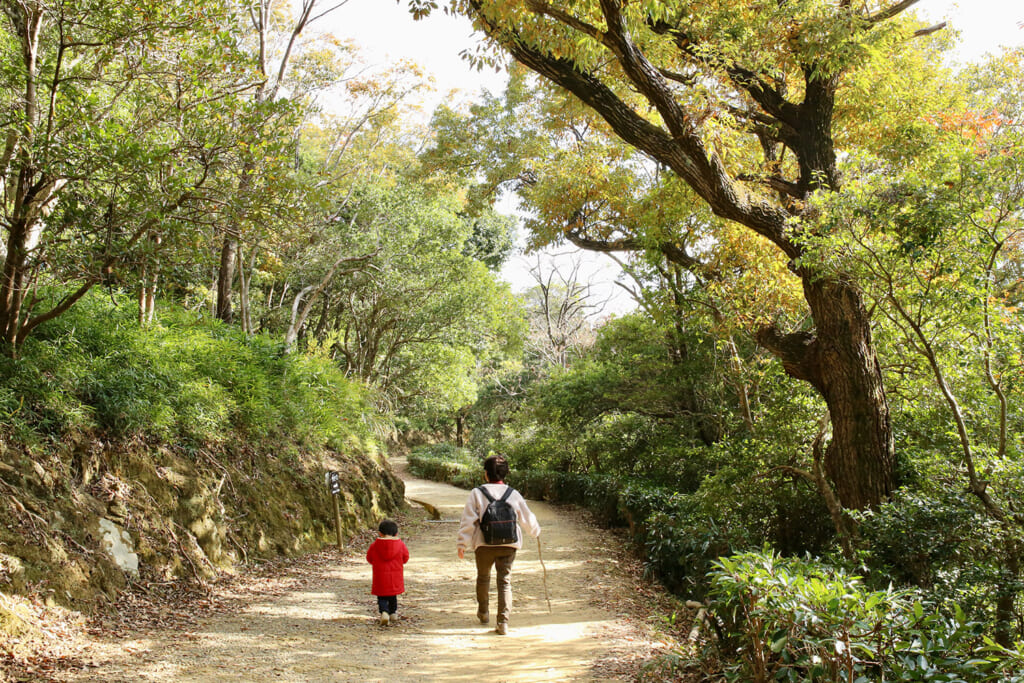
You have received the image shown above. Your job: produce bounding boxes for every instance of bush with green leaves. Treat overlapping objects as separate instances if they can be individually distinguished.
[703,549,1024,682]
[0,292,380,454]
[406,444,744,596]
[407,443,481,489]
[852,486,1024,637]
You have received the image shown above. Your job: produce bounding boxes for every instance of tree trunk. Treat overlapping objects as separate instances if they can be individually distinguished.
[995,541,1021,647]
[724,335,755,431]
[145,283,156,324]
[758,278,894,509]
[216,236,237,324]
[456,412,466,448]
[138,266,148,326]
[138,233,161,326]
[0,219,30,346]
[239,243,257,335]
[284,284,316,351]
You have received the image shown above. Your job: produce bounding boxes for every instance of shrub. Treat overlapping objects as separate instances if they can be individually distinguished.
[4,292,378,456]
[703,549,1024,682]
[407,444,480,488]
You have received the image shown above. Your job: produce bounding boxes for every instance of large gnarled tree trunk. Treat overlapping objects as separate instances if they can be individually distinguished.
[757,279,894,509]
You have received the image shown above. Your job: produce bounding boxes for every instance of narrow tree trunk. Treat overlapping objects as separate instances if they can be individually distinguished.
[724,335,755,431]
[238,243,257,335]
[313,295,330,339]
[138,265,147,326]
[216,236,237,324]
[995,541,1021,647]
[145,283,156,324]
[0,220,30,345]
[265,282,275,310]
[284,285,316,351]
[456,412,466,448]
[138,233,161,326]
[238,243,248,334]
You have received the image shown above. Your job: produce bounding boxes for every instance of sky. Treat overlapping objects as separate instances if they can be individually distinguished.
[321,1,1024,312]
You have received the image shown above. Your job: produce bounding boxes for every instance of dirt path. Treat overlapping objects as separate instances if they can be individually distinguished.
[54,462,678,682]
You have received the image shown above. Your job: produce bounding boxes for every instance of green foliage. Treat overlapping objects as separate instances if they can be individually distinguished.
[406,431,832,598]
[474,310,768,482]
[0,0,270,348]
[854,487,1024,630]
[406,443,480,489]
[704,550,1024,682]
[462,211,517,270]
[272,178,525,422]
[0,292,379,453]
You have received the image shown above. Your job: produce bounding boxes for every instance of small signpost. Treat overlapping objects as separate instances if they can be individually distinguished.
[325,470,343,549]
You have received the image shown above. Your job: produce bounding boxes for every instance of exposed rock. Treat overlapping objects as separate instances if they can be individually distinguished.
[98,518,139,577]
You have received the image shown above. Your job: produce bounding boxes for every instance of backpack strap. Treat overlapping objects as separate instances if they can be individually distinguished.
[477,483,516,505]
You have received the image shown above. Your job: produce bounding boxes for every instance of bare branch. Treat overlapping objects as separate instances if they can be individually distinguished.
[868,0,921,24]
[913,22,947,38]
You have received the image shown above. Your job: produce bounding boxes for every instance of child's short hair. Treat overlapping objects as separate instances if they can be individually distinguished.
[483,455,510,482]
[378,519,398,536]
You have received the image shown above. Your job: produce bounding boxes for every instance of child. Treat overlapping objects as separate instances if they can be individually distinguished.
[366,519,410,625]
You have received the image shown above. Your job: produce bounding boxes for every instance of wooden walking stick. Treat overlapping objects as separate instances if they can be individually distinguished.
[536,537,552,613]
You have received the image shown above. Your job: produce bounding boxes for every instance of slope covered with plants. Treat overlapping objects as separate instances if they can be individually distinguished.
[0,294,403,619]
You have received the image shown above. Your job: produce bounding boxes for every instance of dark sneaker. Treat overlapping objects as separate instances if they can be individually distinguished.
[496,622,507,635]
[477,612,489,624]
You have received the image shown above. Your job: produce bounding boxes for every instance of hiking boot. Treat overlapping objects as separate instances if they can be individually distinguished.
[389,613,399,625]
[477,612,489,625]
[495,622,507,635]
[379,612,389,626]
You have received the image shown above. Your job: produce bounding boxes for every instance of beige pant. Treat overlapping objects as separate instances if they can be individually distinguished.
[474,545,517,625]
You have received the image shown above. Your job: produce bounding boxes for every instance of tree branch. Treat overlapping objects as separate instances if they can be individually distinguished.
[912,22,947,38]
[468,0,796,254]
[868,0,921,24]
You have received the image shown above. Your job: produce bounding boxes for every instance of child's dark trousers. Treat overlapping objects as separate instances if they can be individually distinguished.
[376,595,397,615]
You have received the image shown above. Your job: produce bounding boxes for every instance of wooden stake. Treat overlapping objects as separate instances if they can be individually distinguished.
[537,537,552,613]
[332,493,343,550]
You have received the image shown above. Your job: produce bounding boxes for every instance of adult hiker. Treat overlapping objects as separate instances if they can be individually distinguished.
[456,455,541,635]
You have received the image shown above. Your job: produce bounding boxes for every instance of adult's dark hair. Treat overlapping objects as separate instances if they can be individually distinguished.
[483,455,510,482]
[378,519,398,536]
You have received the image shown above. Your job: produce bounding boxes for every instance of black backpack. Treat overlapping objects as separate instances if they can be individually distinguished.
[478,486,519,545]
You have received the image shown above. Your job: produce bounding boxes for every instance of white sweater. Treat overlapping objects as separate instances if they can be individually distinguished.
[456,483,541,551]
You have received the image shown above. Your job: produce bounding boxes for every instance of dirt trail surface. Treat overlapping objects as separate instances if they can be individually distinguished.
[51,460,679,682]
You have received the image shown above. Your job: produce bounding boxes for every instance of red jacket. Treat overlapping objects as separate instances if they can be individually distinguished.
[366,537,409,596]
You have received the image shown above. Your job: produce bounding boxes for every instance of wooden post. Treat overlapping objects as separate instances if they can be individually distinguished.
[327,470,343,550]
[332,493,343,550]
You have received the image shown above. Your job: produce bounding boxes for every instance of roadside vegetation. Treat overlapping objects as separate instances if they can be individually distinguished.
[0,294,403,616]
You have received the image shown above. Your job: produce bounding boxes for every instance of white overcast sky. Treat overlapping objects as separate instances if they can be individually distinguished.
[319,1,1024,310]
